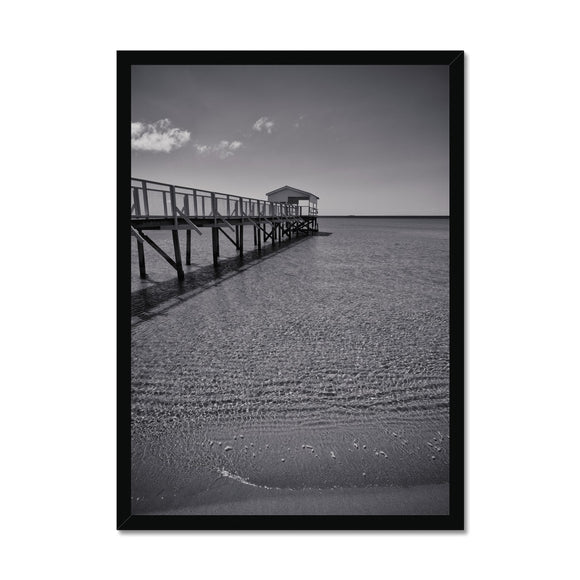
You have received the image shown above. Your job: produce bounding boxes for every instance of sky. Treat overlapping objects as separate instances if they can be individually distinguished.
[131,65,449,215]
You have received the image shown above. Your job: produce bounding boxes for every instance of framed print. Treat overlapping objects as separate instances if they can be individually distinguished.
[118,51,464,530]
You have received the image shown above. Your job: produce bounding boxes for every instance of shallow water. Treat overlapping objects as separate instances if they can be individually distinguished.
[130,218,449,514]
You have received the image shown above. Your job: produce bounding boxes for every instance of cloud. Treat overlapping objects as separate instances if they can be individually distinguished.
[252,116,275,134]
[131,122,144,137]
[193,140,244,159]
[131,118,191,152]
[294,114,306,128]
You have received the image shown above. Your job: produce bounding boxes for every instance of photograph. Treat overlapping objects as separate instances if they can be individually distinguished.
[118,51,464,529]
[7,1,580,575]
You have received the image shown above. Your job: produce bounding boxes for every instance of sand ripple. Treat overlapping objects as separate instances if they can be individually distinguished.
[130,218,450,513]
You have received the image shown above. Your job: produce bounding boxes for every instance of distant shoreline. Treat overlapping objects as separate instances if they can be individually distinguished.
[318,215,449,218]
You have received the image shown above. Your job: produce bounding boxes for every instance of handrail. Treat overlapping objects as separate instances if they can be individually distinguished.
[130,177,319,219]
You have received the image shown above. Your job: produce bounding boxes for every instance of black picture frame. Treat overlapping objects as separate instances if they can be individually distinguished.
[118,50,464,531]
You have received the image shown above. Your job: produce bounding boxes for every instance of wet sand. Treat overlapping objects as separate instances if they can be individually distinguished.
[131,218,450,515]
[146,479,449,516]
[131,418,449,514]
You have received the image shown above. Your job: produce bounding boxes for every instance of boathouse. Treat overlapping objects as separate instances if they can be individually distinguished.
[265,186,319,216]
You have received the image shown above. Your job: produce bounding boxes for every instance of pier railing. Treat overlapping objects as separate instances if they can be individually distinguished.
[131,178,318,221]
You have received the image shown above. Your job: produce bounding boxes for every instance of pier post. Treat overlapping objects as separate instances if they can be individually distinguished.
[141,180,150,216]
[137,239,146,278]
[239,198,244,255]
[132,187,141,217]
[170,184,178,226]
[186,229,192,265]
[253,226,257,246]
[257,222,262,252]
[171,230,185,281]
[212,227,219,267]
[211,191,220,266]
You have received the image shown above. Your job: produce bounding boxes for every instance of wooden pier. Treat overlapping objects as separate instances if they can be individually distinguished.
[130,178,319,280]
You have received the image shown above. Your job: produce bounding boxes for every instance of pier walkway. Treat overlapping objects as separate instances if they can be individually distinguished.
[131,178,319,280]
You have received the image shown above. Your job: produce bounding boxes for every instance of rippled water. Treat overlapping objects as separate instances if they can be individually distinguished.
[131,218,449,514]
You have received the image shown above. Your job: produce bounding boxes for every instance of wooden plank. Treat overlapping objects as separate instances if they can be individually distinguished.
[158,224,209,230]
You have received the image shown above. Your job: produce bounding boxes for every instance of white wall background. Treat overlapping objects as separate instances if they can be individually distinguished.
[2,2,579,579]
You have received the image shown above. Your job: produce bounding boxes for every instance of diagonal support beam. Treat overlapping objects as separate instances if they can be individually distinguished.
[138,230,178,271]
[130,225,146,243]
[258,213,273,226]
[175,207,203,235]
[215,211,235,232]
[241,210,268,235]
[219,227,239,249]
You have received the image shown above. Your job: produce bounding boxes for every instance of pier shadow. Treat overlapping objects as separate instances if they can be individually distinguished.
[131,232,331,324]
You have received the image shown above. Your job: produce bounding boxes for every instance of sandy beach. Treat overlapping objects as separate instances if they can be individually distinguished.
[145,480,449,516]
[131,218,449,515]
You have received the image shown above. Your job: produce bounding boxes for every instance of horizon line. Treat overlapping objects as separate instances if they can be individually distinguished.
[318,215,449,218]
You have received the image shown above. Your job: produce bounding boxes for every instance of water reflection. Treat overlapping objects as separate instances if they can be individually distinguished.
[131,233,325,323]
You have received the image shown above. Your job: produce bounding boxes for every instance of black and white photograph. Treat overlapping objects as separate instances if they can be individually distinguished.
[118,51,464,529]
[7,1,580,577]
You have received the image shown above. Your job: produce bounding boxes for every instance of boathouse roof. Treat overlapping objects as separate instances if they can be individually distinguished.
[265,185,319,200]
